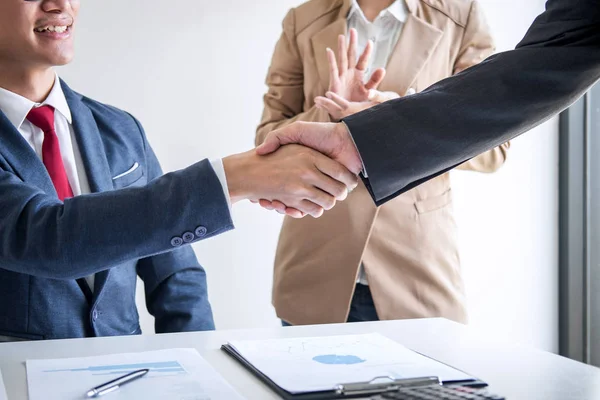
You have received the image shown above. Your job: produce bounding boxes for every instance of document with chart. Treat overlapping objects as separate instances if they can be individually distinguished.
[26,348,244,400]
[225,333,475,394]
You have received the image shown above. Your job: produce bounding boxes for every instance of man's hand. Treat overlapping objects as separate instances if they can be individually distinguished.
[327,28,385,106]
[256,121,363,176]
[315,90,400,121]
[223,144,358,218]
[253,122,363,217]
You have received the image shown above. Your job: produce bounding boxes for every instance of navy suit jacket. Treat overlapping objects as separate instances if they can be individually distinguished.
[0,81,233,341]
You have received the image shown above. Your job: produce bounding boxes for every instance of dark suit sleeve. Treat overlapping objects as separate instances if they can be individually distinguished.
[0,139,233,282]
[343,0,600,205]
[135,122,215,332]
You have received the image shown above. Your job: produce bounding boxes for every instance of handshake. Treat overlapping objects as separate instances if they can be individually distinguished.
[222,30,400,218]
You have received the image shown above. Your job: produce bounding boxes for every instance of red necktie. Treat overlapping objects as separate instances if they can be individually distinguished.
[27,105,74,201]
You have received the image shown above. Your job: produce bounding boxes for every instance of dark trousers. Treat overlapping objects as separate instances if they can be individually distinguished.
[282,283,379,326]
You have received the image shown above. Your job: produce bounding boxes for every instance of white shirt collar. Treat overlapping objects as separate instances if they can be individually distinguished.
[0,73,72,130]
[349,0,408,24]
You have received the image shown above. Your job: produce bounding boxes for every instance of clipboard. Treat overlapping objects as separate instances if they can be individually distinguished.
[221,344,487,400]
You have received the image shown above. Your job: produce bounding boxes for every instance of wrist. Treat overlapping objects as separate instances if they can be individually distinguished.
[334,121,351,143]
[335,121,364,176]
[222,151,254,204]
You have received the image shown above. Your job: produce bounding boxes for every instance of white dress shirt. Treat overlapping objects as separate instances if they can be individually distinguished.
[348,0,407,81]
[0,75,232,292]
[347,0,407,286]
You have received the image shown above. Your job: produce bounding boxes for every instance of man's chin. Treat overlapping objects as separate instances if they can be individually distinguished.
[53,57,74,67]
[41,53,74,68]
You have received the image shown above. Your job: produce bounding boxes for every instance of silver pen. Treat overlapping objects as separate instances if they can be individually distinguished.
[86,368,149,398]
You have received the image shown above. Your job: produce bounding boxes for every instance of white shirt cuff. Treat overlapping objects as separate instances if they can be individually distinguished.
[341,121,368,178]
[209,158,234,219]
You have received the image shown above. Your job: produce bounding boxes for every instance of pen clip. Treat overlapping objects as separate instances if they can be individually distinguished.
[335,376,441,396]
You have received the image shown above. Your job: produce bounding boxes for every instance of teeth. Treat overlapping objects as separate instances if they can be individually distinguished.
[35,25,69,33]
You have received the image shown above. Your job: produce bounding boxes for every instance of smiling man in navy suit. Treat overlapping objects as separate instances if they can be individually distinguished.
[0,0,357,341]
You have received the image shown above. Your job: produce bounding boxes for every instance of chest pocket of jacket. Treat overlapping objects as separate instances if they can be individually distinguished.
[112,162,144,188]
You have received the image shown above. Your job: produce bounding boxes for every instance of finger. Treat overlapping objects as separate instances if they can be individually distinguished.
[258,199,283,212]
[338,34,348,73]
[315,96,344,113]
[290,198,326,218]
[313,154,359,195]
[284,207,306,218]
[311,173,350,204]
[364,68,386,90]
[325,91,351,110]
[271,200,288,212]
[302,182,339,212]
[326,48,339,86]
[259,199,275,210]
[348,28,358,69]
[355,40,373,72]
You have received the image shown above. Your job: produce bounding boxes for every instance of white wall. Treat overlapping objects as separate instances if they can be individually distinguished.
[451,0,559,352]
[59,0,558,352]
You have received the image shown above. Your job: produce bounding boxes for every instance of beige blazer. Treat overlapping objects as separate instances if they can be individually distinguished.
[256,0,510,325]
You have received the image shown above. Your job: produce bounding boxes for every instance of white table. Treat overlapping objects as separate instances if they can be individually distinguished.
[0,318,599,400]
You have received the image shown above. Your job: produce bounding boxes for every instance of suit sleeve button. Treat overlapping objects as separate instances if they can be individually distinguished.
[195,226,208,237]
[182,232,195,243]
[171,237,184,247]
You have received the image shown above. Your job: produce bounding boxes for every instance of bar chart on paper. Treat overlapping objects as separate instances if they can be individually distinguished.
[27,348,244,400]
[42,360,187,376]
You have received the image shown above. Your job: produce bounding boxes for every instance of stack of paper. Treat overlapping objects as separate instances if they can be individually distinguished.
[26,348,244,400]
[227,332,474,394]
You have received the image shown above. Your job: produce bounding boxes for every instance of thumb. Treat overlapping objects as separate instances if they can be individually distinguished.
[255,135,281,156]
[257,123,306,156]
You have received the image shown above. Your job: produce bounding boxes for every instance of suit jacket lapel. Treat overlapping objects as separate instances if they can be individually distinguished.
[61,81,113,193]
[312,19,347,91]
[0,111,58,197]
[61,80,113,300]
[311,0,352,91]
[379,10,444,94]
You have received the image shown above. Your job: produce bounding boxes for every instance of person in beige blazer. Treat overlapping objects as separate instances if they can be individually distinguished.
[256,0,510,326]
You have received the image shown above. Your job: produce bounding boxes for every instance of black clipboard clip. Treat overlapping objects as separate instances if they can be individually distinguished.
[335,376,441,397]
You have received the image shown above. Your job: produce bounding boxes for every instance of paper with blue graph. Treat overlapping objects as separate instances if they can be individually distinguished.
[227,333,474,394]
[26,348,244,400]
